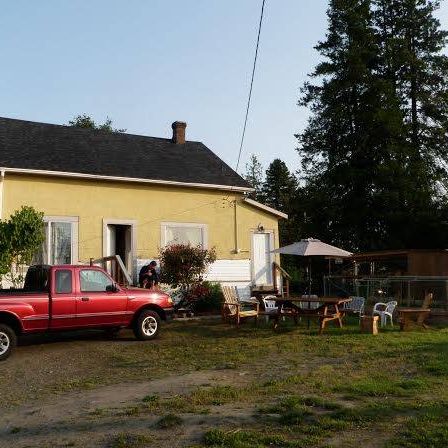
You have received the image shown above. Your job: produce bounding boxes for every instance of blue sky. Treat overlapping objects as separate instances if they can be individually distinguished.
[0,1,447,176]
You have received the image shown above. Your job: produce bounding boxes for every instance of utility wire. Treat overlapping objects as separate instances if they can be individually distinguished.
[235,0,266,173]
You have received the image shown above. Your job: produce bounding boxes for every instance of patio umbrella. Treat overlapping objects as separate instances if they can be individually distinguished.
[271,238,352,295]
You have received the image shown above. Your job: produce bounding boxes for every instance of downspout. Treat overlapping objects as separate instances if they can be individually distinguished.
[0,170,5,220]
[234,199,240,254]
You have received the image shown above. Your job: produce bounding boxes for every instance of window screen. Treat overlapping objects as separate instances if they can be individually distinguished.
[164,225,205,247]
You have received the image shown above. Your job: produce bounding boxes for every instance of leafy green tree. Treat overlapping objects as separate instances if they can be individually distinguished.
[243,154,265,201]
[0,222,12,278]
[297,0,448,251]
[3,206,45,287]
[68,114,126,133]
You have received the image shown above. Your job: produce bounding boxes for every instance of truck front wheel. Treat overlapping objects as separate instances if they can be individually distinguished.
[133,310,161,340]
[0,324,17,361]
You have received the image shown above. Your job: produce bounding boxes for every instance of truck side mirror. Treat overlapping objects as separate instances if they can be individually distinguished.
[106,284,118,293]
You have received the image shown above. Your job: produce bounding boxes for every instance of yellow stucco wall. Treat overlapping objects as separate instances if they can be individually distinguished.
[3,173,280,263]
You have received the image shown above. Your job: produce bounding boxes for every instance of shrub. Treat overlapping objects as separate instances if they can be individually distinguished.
[159,244,217,307]
[186,281,223,313]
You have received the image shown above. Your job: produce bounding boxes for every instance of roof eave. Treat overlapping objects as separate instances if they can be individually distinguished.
[1,167,254,193]
[243,197,288,219]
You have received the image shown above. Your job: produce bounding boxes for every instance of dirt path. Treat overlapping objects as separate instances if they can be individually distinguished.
[0,369,253,448]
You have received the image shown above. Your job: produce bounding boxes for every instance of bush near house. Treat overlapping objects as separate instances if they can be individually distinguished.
[185,281,223,313]
[159,244,218,312]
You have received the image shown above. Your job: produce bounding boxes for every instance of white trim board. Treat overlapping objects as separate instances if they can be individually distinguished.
[1,167,253,193]
[243,197,288,219]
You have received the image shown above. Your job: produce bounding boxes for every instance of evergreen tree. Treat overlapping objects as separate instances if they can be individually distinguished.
[297,0,448,251]
[262,159,297,212]
[262,159,298,245]
[373,0,448,186]
[243,154,264,201]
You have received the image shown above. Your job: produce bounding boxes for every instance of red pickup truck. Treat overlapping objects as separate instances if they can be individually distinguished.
[0,264,174,360]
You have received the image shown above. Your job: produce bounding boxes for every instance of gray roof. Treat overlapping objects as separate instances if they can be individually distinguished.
[0,117,251,190]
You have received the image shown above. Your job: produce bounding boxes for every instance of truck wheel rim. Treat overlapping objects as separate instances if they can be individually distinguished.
[0,332,10,355]
[142,316,157,336]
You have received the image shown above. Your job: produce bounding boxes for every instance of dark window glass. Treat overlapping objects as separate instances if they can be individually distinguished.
[55,270,72,294]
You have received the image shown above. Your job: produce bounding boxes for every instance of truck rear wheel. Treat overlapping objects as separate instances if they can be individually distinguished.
[133,310,161,340]
[0,324,17,361]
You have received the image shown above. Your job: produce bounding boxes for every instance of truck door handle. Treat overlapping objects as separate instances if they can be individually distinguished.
[81,297,90,302]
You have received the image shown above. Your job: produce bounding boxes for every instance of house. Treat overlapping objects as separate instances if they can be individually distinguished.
[0,117,287,292]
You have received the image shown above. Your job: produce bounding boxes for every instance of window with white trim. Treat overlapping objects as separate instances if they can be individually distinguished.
[34,217,79,265]
[161,222,207,248]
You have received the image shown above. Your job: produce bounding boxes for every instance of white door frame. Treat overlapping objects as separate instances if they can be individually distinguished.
[102,219,137,275]
[250,229,275,286]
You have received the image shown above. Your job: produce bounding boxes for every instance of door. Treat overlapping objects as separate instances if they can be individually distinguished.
[75,268,129,327]
[105,224,133,273]
[252,232,273,286]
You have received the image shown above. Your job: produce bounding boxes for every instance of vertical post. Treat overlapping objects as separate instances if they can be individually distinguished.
[272,263,277,292]
[0,170,5,221]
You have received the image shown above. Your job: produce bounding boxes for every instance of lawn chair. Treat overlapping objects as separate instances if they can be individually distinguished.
[222,286,259,327]
[398,292,433,330]
[342,296,365,318]
[261,295,279,323]
[373,300,397,327]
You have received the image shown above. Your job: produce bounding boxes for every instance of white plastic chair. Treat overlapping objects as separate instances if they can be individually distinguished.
[373,300,397,327]
[262,295,279,323]
[343,296,365,317]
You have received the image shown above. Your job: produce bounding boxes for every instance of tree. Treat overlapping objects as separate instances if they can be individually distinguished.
[297,0,448,251]
[262,159,298,246]
[373,0,448,187]
[68,114,126,133]
[243,154,264,201]
[262,159,297,212]
[2,206,45,287]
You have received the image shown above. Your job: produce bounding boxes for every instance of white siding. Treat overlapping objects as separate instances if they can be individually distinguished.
[205,259,251,282]
[205,259,252,299]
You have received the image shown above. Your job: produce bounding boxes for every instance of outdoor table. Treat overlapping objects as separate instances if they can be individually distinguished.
[398,308,431,331]
[273,297,351,334]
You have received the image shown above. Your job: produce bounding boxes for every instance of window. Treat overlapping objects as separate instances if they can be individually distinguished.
[35,217,78,265]
[161,222,207,248]
[55,270,72,294]
[80,270,113,292]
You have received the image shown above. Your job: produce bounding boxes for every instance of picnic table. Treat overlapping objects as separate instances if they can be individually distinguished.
[273,297,351,334]
[398,308,431,331]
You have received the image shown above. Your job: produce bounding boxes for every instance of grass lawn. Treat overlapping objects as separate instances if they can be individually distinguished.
[1,317,448,447]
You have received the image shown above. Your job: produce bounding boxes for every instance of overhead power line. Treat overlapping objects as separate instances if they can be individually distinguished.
[235,0,267,173]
